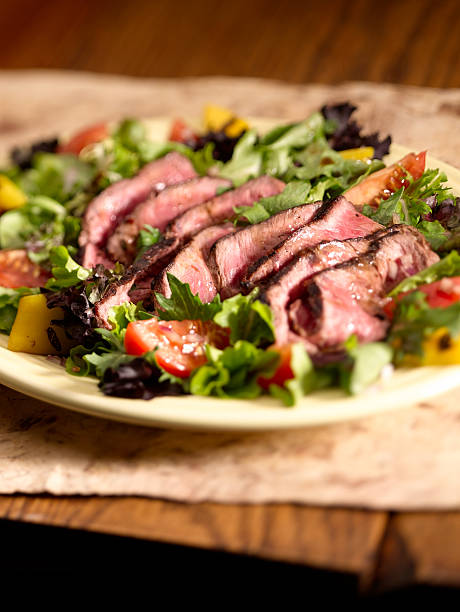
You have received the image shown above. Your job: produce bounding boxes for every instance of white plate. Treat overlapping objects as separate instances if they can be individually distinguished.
[0,118,459,431]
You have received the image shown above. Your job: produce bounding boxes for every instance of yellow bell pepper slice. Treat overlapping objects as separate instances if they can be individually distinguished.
[339,147,374,161]
[420,328,460,366]
[225,118,249,138]
[0,175,27,211]
[8,294,70,355]
[203,104,249,137]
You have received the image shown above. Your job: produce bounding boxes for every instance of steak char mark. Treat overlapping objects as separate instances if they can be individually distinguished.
[260,234,377,347]
[243,196,382,290]
[287,225,439,351]
[94,175,284,327]
[155,223,236,303]
[209,202,321,299]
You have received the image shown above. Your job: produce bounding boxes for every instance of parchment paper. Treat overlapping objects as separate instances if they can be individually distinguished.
[1,71,460,510]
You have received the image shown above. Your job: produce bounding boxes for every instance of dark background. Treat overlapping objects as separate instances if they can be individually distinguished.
[1,0,459,87]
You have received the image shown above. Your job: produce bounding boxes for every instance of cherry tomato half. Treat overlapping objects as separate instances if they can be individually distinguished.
[58,122,109,155]
[124,317,229,378]
[385,276,460,320]
[0,249,50,288]
[345,151,426,207]
[168,119,198,145]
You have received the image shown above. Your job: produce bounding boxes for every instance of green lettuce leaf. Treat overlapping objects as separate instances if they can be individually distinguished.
[108,302,153,339]
[0,196,81,264]
[16,153,96,204]
[189,341,279,399]
[213,289,274,346]
[268,343,331,406]
[341,338,393,395]
[45,246,91,291]
[155,274,222,321]
[234,181,312,224]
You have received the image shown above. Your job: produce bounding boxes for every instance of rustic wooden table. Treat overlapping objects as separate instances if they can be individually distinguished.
[1,0,460,593]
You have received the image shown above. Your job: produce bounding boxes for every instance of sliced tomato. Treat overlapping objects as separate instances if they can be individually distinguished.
[258,345,294,390]
[417,277,460,309]
[385,276,460,319]
[124,317,229,378]
[345,151,426,208]
[0,249,50,288]
[58,122,109,155]
[168,119,198,145]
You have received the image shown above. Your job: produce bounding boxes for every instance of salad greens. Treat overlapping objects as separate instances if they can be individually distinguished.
[362,169,454,249]
[1,107,459,409]
[45,245,91,291]
[189,341,279,400]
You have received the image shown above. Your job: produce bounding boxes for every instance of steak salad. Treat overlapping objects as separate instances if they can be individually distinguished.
[1,103,460,406]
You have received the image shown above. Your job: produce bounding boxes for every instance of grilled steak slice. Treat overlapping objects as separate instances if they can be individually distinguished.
[288,225,439,351]
[107,176,232,265]
[261,234,377,347]
[94,176,285,328]
[155,223,236,303]
[80,244,116,270]
[243,196,381,290]
[79,152,196,253]
[94,236,180,327]
[209,202,321,299]
[165,175,285,243]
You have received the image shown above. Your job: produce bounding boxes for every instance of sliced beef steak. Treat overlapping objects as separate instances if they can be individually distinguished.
[80,244,116,270]
[209,202,321,299]
[288,225,439,351]
[261,234,377,347]
[94,236,180,327]
[155,223,236,303]
[107,176,231,265]
[94,175,284,328]
[165,175,285,243]
[243,196,381,290]
[79,152,196,266]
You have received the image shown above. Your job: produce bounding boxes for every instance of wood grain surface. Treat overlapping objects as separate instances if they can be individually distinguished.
[1,0,460,591]
[1,0,459,87]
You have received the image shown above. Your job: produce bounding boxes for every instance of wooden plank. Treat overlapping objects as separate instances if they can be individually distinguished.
[0,495,388,577]
[372,513,460,592]
[0,0,459,87]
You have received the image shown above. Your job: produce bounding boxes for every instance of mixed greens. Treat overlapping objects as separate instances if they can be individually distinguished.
[1,103,459,407]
